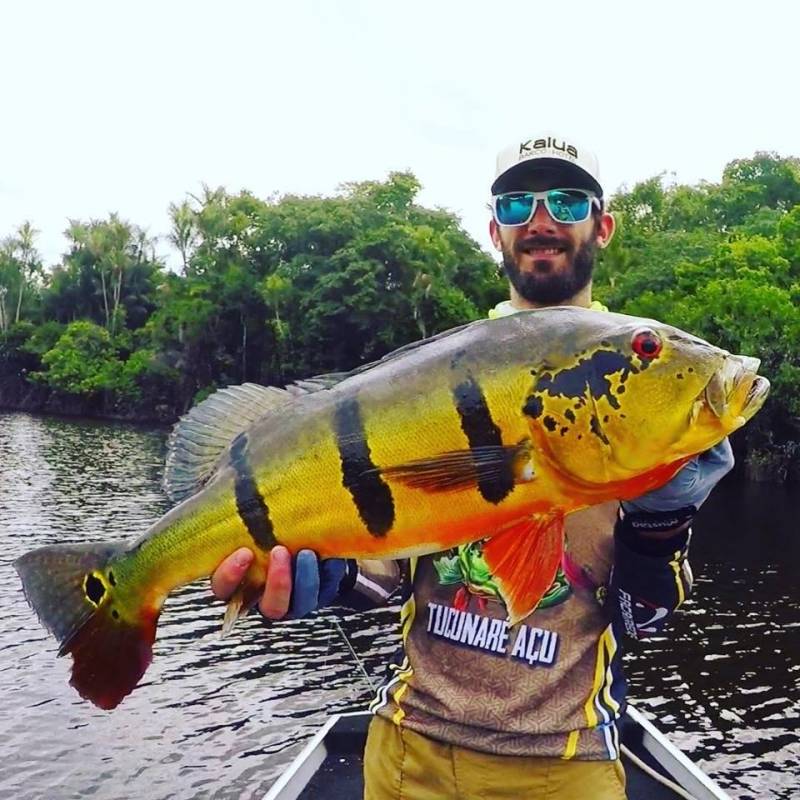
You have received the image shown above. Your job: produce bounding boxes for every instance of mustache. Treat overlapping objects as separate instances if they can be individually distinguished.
[514,235,571,253]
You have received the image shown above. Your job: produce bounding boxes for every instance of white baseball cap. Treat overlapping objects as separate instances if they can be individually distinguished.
[492,133,603,197]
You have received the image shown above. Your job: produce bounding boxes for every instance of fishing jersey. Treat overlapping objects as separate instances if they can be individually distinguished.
[340,300,694,760]
[353,502,692,760]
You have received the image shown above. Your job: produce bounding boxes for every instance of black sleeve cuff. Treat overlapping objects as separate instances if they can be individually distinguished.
[616,505,695,558]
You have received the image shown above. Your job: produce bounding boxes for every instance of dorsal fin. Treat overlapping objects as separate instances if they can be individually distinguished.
[163,383,293,504]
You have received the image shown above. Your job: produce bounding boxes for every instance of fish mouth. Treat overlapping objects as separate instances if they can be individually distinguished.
[703,356,770,421]
[741,375,771,417]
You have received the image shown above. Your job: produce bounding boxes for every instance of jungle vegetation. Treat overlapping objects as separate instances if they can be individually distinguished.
[1,155,798,480]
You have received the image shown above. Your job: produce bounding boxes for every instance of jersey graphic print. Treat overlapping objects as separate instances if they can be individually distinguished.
[430,541,573,667]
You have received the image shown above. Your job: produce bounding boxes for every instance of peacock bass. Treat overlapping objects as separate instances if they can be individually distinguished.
[14,307,770,710]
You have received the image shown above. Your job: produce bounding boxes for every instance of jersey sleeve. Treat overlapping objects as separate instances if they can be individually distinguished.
[334,558,406,611]
[605,510,694,640]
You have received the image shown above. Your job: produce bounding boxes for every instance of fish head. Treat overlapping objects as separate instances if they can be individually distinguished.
[522,312,770,488]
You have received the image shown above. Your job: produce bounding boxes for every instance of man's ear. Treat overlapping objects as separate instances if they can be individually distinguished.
[489,218,503,252]
[596,212,616,249]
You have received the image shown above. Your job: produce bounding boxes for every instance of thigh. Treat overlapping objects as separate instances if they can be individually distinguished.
[454,749,626,800]
[547,758,627,800]
[363,716,458,800]
[363,719,626,800]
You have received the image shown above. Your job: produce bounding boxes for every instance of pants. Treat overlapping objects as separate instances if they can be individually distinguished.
[363,716,627,800]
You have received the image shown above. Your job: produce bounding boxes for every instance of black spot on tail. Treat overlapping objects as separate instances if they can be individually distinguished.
[333,398,395,536]
[84,574,106,605]
[231,434,276,550]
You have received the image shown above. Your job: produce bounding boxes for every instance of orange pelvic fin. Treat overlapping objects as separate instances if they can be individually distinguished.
[482,512,565,625]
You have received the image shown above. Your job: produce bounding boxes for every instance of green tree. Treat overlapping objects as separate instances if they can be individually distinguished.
[39,320,120,395]
[0,222,43,331]
[43,216,162,332]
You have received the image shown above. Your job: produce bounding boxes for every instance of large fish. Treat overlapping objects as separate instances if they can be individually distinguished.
[15,307,769,710]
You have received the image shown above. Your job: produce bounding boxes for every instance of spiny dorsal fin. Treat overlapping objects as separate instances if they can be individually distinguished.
[163,383,292,504]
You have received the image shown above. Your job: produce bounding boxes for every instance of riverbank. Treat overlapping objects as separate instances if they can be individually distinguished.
[0,375,175,424]
[2,376,798,483]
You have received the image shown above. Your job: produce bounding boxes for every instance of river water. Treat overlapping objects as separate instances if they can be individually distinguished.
[0,412,797,800]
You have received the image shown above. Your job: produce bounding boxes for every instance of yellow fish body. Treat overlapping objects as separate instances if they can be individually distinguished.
[15,307,770,709]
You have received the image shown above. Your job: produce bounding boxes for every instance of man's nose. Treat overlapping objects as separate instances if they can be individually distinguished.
[526,199,557,235]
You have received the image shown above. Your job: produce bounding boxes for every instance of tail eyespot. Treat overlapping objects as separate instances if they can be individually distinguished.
[84,573,107,606]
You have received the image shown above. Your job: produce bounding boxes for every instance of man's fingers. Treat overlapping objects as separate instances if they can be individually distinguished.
[211,547,254,600]
[260,546,292,619]
[318,558,347,607]
[290,550,321,618]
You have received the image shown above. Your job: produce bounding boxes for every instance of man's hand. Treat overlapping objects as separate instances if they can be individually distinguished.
[211,546,347,620]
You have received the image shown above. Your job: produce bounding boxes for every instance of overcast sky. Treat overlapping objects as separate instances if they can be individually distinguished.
[1,0,798,268]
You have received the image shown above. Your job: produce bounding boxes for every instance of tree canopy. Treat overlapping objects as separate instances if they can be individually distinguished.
[594,152,800,478]
[1,156,798,480]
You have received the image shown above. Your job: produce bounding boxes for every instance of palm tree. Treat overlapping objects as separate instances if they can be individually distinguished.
[168,200,200,274]
[3,222,43,325]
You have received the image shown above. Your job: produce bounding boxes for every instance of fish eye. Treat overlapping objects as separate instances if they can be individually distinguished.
[631,329,662,359]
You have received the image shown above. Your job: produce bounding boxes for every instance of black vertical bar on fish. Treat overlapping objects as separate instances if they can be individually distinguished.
[230,433,277,549]
[453,376,515,504]
[333,398,395,537]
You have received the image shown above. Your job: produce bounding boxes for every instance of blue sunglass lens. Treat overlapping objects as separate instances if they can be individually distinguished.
[546,190,591,223]
[495,193,535,225]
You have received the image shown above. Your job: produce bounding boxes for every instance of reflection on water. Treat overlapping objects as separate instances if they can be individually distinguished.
[0,412,797,799]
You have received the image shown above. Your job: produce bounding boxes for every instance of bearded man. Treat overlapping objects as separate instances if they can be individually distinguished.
[212,134,733,800]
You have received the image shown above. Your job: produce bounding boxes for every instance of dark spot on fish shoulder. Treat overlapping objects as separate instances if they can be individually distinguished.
[564,409,576,424]
[523,395,544,419]
[543,416,558,432]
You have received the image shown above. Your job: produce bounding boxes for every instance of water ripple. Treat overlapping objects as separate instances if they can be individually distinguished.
[1,412,798,799]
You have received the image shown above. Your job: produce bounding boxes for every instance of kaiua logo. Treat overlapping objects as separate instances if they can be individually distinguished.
[520,137,578,159]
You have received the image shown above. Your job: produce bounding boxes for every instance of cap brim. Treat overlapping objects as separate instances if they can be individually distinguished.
[491,158,603,197]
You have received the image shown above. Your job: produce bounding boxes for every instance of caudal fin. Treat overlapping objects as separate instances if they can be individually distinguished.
[14,542,159,710]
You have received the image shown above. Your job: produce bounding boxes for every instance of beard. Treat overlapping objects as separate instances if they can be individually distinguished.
[501,233,597,306]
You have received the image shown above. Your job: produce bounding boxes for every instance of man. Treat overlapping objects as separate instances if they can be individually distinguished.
[212,134,733,799]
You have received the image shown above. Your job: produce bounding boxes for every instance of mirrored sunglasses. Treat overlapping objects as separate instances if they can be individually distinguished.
[492,189,601,226]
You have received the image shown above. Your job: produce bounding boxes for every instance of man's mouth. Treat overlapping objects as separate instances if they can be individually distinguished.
[523,246,564,256]
[517,239,569,258]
